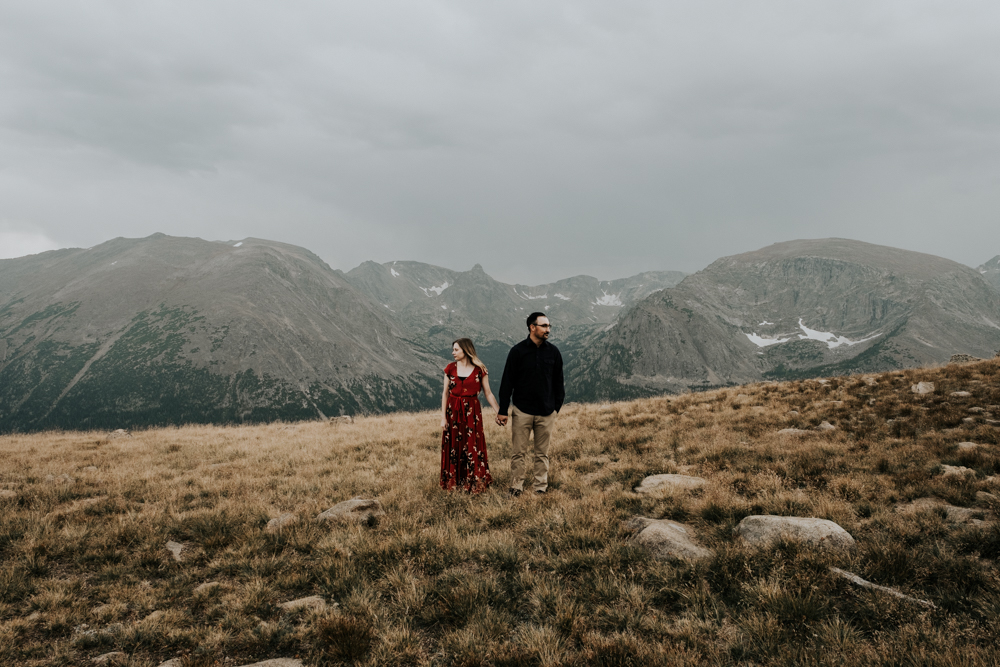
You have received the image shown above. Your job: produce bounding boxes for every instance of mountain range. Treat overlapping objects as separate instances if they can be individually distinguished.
[1,234,998,432]
[0,234,681,432]
[572,239,1000,400]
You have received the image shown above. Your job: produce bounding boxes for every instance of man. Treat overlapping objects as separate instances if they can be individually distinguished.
[496,312,564,496]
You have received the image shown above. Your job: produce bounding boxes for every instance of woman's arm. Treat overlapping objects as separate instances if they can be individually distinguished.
[440,373,451,430]
[481,373,500,417]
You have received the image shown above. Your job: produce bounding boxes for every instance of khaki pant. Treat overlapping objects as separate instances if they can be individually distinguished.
[510,406,557,492]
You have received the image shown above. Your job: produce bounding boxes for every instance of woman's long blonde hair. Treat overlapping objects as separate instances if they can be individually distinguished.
[453,338,488,374]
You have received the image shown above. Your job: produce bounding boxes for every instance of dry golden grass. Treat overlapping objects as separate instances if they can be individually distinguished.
[2,360,1000,665]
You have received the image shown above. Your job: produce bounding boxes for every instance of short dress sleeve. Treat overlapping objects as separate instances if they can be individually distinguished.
[444,362,456,376]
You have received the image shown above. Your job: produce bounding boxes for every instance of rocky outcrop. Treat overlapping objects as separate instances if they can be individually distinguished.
[734,515,855,552]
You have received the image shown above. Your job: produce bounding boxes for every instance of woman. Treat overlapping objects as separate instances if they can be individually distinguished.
[440,338,499,492]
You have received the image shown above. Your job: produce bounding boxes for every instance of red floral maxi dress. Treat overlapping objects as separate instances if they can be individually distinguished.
[440,362,493,493]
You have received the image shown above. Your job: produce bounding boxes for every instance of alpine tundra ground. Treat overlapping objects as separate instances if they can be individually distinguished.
[2,360,1000,666]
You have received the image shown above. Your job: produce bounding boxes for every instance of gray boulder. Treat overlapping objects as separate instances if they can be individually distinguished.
[317,498,385,524]
[634,474,706,494]
[911,382,935,394]
[734,515,855,552]
[626,517,714,561]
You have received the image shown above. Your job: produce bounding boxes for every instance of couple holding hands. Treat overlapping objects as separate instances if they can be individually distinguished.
[439,312,564,497]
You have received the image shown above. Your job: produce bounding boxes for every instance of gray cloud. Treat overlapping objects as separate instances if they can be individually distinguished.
[1,1,999,283]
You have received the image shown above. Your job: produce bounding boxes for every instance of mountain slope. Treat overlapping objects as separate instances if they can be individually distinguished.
[978,255,1000,292]
[572,239,1000,399]
[344,260,686,373]
[0,234,440,432]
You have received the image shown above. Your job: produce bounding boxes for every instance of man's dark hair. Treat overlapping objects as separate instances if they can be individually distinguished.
[527,312,546,328]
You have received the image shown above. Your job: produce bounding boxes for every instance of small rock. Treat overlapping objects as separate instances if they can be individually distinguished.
[817,421,836,431]
[969,407,985,414]
[829,567,935,609]
[316,498,385,524]
[777,428,811,436]
[787,410,799,416]
[46,495,108,518]
[156,660,184,667]
[144,610,166,622]
[896,497,987,523]
[193,581,222,595]
[975,491,998,506]
[278,595,326,612]
[950,354,981,364]
[940,465,976,479]
[634,474,707,494]
[108,429,131,439]
[266,512,299,534]
[817,379,830,385]
[911,382,935,395]
[45,473,75,484]
[92,652,126,665]
[165,540,185,562]
[962,417,976,424]
[957,442,980,451]
[236,660,305,667]
[0,490,16,499]
[626,517,714,561]
[734,515,856,552]
[951,391,972,398]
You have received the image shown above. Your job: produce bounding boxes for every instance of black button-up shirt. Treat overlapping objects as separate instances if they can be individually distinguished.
[497,337,565,416]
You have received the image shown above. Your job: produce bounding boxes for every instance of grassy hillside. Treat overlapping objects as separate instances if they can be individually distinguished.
[1,359,999,666]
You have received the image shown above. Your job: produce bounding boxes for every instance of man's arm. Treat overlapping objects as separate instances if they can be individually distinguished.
[553,348,565,413]
[496,347,517,426]
[497,347,516,416]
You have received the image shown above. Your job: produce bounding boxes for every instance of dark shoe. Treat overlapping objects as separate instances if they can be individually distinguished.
[508,488,522,498]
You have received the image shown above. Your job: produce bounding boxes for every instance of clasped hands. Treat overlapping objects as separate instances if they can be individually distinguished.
[495,414,508,426]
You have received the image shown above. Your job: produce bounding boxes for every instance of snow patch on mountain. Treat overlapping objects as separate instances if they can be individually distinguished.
[421,281,450,296]
[746,319,881,349]
[746,333,791,347]
[594,292,623,307]
[390,266,400,277]
[233,242,243,247]
[554,293,571,300]
[797,319,880,349]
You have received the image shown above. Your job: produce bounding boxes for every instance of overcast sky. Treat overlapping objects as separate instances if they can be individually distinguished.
[1,2,998,284]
